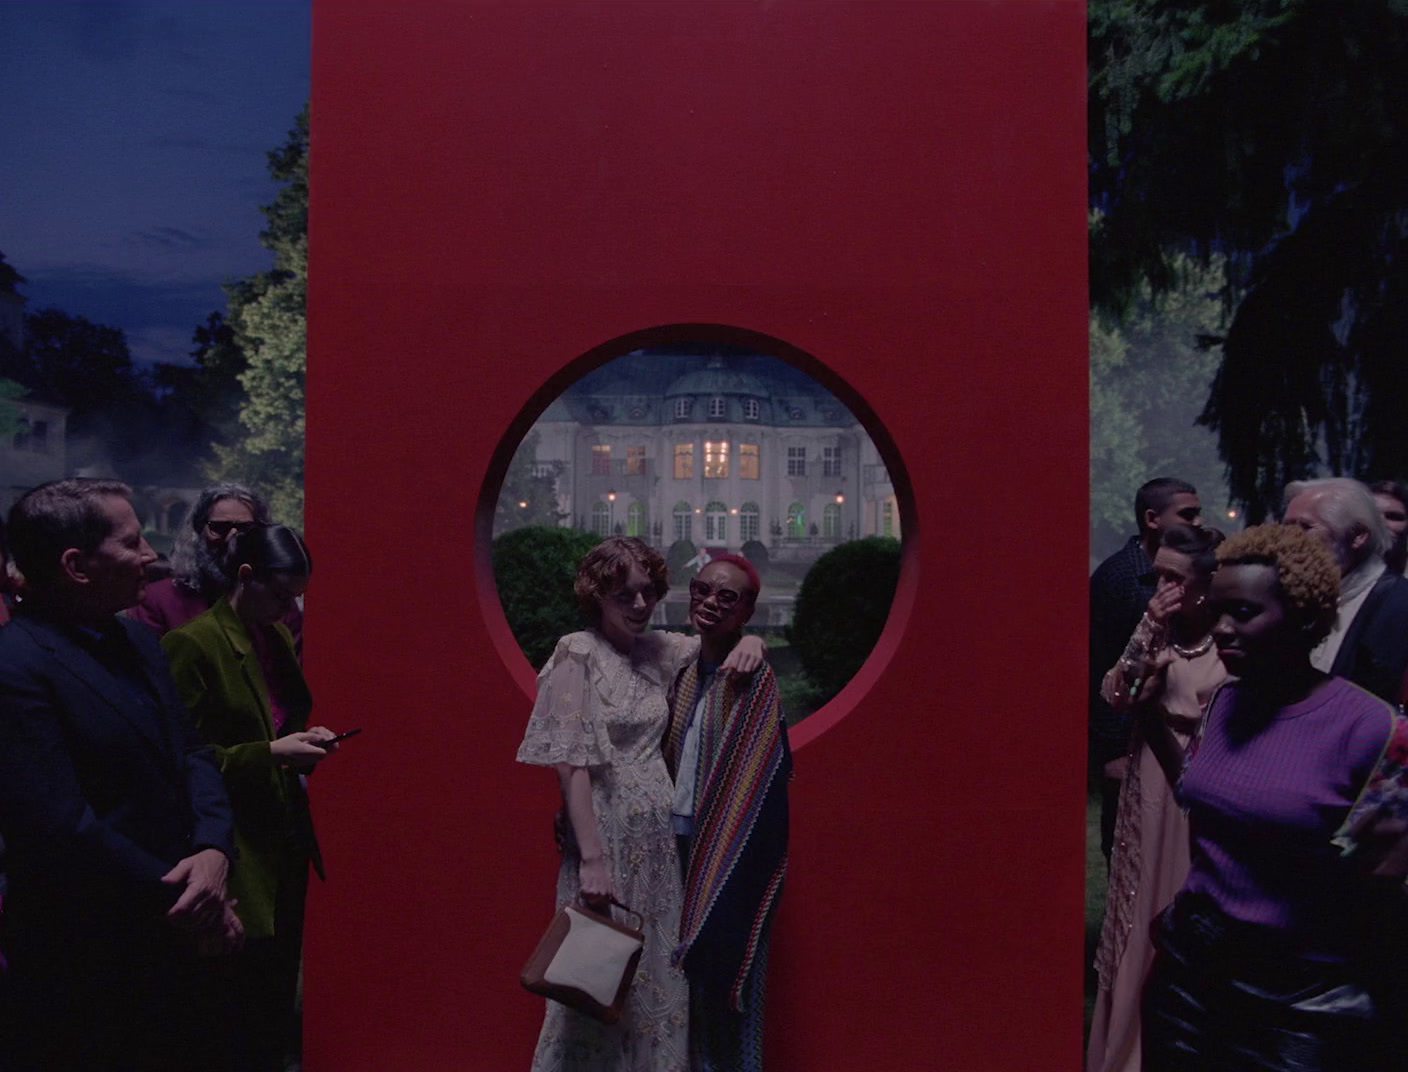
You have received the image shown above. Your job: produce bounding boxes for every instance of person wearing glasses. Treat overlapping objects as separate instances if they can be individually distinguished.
[129,483,304,656]
[663,554,790,1072]
[517,537,764,1071]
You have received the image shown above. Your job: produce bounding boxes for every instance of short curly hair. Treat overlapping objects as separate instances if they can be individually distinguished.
[1215,523,1341,644]
[574,536,669,625]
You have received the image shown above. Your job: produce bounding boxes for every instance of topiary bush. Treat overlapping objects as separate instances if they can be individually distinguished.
[666,539,698,580]
[740,539,769,576]
[492,526,601,669]
[787,536,901,702]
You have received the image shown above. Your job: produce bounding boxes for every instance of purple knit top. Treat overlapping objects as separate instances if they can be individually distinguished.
[1177,676,1395,959]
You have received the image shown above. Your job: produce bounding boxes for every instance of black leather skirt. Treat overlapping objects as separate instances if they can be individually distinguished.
[1141,892,1397,1072]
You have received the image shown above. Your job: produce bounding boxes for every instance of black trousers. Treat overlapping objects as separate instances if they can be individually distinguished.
[1142,894,1391,1072]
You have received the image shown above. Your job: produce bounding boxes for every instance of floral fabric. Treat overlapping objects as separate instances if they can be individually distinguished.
[517,629,698,1072]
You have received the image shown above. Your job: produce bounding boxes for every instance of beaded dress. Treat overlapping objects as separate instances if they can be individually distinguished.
[1086,614,1225,1072]
[518,628,699,1072]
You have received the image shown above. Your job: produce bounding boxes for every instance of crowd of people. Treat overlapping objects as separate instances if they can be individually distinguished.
[1088,475,1408,1072]
[0,478,337,1071]
[0,480,792,1071]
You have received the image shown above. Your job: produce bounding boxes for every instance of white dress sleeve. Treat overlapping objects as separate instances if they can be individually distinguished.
[515,633,612,768]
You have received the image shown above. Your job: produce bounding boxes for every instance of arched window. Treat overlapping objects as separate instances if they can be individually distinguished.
[592,501,611,537]
[739,501,760,542]
[786,502,806,539]
[708,396,726,419]
[673,500,693,543]
[673,398,692,421]
[743,398,760,421]
[626,501,645,537]
[823,501,841,539]
[705,501,728,543]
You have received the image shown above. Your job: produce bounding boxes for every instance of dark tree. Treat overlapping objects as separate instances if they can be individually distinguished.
[492,526,601,669]
[1090,1,1408,518]
[787,537,900,703]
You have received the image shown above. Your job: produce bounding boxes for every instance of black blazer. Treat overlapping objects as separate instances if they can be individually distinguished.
[0,609,235,947]
[1330,569,1408,703]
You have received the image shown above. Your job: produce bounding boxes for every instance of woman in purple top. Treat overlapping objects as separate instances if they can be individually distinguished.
[1141,523,1401,1072]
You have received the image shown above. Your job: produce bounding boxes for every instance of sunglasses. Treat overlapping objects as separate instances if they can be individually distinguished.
[206,519,259,538]
[688,579,742,608]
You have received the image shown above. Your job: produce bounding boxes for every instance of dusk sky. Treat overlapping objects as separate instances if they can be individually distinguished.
[1,1,311,368]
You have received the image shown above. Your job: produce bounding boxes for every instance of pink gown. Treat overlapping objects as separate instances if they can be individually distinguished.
[1086,616,1226,1072]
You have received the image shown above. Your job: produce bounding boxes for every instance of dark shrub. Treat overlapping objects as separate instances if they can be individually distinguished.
[492,526,600,669]
[787,537,901,702]
[666,539,698,579]
[740,539,769,576]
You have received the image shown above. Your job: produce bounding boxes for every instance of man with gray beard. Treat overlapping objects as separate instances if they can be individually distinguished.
[129,482,304,655]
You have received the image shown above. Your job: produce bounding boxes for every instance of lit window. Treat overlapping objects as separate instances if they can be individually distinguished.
[627,501,645,537]
[673,501,693,542]
[739,502,760,542]
[626,445,646,475]
[787,447,806,477]
[704,440,729,479]
[591,444,611,475]
[592,501,611,537]
[709,396,726,419]
[786,502,806,538]
[743,398,760,421]
[674,398,692,420]
[823,502,841,539]
[705,501,728,542]
[822,445,842,477]
[674,443,694,479]
[739,443,759,479]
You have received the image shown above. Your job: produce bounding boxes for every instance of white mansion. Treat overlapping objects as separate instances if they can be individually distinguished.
[517,350,901,562]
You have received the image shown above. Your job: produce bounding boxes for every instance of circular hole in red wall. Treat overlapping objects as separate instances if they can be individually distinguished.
[478,324,916,749]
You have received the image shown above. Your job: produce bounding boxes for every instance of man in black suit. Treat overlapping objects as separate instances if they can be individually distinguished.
[1284,477,1408,702]
[0,478,240,1070]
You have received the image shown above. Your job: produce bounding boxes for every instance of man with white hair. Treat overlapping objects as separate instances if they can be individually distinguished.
[1283,477,1408,701]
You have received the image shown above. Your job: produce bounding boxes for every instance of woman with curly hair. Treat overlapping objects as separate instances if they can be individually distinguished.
[1141,523,1402,1072]
[516,537,763,1071]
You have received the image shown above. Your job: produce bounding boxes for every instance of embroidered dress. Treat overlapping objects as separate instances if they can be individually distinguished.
[1087,615,1225,1072]
[518,629,698,1072]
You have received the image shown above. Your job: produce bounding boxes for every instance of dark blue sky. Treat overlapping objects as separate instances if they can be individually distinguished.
[1,1,311,367]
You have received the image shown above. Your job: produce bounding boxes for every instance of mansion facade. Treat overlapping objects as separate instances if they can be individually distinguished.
[520,351,901,562]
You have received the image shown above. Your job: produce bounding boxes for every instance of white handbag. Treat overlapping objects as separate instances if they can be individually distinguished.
[521,897,645,1024]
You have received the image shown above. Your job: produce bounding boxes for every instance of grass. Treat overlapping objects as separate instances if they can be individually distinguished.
[1085,791,1107,1045]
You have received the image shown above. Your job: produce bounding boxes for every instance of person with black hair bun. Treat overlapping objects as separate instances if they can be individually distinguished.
[162,524,340,1071]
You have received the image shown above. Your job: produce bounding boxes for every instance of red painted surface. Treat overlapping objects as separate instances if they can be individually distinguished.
[306,3,1087,1067]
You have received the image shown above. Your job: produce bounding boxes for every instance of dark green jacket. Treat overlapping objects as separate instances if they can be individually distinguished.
[162,596,320,938]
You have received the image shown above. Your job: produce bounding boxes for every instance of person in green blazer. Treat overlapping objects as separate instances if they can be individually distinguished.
[163,524,342,1072]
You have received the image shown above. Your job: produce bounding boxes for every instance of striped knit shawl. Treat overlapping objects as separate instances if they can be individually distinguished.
[664,658,791,1010]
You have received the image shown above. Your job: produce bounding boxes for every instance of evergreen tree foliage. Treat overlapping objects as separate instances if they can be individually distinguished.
[1089,1,1408,518]
[494,431,567,533]
[492,526,600,669]
[787,537,900,703]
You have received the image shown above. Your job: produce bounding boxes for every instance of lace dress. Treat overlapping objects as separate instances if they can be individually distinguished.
[517,629,699,1071]
[1086,615,1225,1072]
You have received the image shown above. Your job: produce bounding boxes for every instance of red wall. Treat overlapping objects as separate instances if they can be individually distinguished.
[305,2,1088,1067]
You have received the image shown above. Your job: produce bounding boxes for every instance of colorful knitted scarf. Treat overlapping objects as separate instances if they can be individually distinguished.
[664,659,791,1010]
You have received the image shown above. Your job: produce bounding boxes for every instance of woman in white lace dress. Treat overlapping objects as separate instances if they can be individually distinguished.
[517,538,763,1071]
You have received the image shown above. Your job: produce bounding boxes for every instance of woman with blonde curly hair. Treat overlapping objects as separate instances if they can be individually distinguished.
[1141,523,1402,1072]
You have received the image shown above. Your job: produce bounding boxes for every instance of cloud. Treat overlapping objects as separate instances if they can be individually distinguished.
[126,227,211,253]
